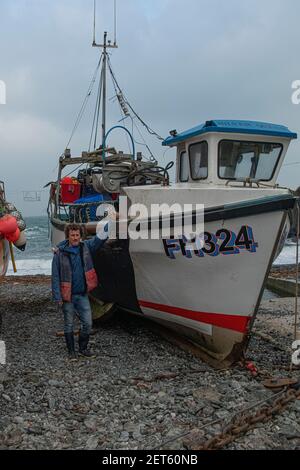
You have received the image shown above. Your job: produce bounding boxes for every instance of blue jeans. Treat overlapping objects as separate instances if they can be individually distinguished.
[63,294,92,335]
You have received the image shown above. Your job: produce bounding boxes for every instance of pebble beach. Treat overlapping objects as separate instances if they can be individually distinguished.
[0,275,299,450]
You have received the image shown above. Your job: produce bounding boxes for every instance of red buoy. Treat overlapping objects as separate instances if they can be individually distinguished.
[0,215,18,237]
[5,228,21,243]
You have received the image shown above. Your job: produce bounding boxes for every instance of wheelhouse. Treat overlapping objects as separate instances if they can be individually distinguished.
[163,120,297,186]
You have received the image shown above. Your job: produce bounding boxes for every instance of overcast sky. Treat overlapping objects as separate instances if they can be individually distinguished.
[1,0,300,216]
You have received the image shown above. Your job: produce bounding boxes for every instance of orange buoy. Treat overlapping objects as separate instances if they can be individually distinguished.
[5,227,20,243]
[0,214,18,236]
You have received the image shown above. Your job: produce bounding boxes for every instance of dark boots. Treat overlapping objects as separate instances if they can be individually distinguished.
[78,333,96,358]
[65,332,95,360]
[64,333,77,361]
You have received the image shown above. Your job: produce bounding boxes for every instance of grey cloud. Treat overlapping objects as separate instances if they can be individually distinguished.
[1,0,300,216]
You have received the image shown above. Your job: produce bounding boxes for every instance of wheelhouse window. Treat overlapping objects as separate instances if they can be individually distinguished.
[189,141,208,180]
[218,140,283,181]
[179,151,189,182]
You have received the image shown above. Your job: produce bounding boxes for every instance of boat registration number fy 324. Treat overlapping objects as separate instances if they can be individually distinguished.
[163,226,258,260]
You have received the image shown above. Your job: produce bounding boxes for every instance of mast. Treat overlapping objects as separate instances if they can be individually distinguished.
[93,1,118,149]
[102,32,107,145]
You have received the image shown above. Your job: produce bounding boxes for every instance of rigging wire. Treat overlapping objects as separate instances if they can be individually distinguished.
[109,72,132,154]
[63,163,86,179]
[88,76,101,151]
[107,53,160,162]
[162,146,174,161]
[283,161,300,167]
[116,105,132,155]
[94,61,104,150]
[109,60,156,163]
[57,10,162,167]
[130,117,157,162]
[111,83,157,162]
[107,55,164,141]
[88,53,104,151]
[65,56,102,150]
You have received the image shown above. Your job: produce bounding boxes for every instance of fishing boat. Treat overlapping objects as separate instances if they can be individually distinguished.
[126,121,297,366]
[0,181,27,278]
[48,4,297,366]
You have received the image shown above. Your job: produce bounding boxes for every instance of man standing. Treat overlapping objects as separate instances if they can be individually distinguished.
[52,223,109,360]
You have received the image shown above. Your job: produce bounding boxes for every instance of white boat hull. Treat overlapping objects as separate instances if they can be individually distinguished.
[130,210,286,362]
[50,190,294,365]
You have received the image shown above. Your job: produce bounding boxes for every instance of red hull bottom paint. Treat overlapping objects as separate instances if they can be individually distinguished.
[138,300,250,334]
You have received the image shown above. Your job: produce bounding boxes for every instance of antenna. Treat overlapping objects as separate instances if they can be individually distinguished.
[92,1,118,153]
[114,0,117,46]
[93,0,96,45]
[92,0,118,49]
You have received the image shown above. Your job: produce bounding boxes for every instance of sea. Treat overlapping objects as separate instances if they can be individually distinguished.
[7,216,299,276]
[7,216,52,276]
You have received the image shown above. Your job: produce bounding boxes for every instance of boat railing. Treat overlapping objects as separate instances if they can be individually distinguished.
[56,200,118,224]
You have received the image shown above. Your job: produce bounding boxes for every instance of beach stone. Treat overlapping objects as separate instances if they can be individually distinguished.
[2,394,11,402]
[193,387,221,402]
[278,425,300,438]
[84,417,98,432]
[0,373,9,384]
[48,397,56,410]
[12,417,24,425]
[119,431,129,442]
[132,429,142,439]
[48,380,65,387]
[290,401,300,413]
[183,428,205,449]
[123,422,139,434]
[26,426,43,436]
[85,435,99,450]
[215,410,230,419]
[5,430,23,447]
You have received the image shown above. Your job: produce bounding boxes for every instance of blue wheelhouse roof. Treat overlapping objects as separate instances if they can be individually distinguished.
[162,120,297,146]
